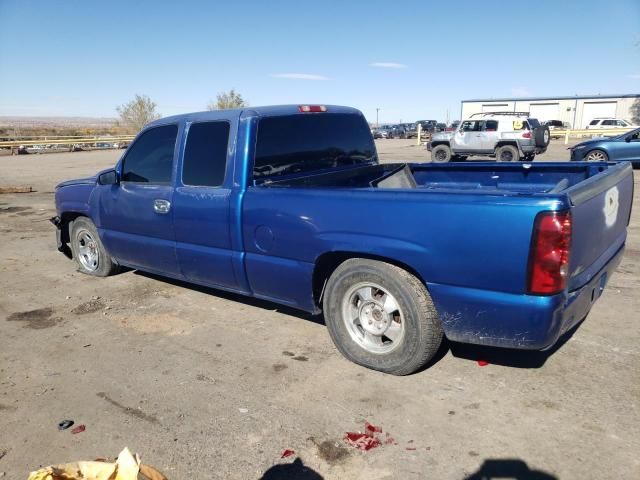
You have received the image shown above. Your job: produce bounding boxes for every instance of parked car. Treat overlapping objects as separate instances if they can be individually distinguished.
[416,120,438,133]
[543,120,568,129]
[388,124,410,139]
[435,123,447,132]
[51,104,633,375]
[569,127,640,166]
[445,121,460,132]
[373,126,391,139]
[586,118,637,130]
[402,123,418,139]
[428,112,550,162]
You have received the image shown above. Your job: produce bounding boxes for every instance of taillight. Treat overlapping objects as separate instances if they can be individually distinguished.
[527,211,572,295]
[299,105,327,112]
[522,131,532,138]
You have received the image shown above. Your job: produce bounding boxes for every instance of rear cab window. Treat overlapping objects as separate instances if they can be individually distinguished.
[253,113,377,183]
[182,121,230,187]
[121,124,178,184]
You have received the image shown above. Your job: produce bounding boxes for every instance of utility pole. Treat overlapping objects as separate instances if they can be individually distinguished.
[376,108,380,128]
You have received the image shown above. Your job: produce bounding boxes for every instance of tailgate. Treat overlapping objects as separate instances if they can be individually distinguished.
[566,162,633,291]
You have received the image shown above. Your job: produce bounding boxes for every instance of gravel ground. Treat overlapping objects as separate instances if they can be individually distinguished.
[0,141,638,479]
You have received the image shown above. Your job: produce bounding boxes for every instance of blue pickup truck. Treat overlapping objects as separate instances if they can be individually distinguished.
[52,105,634,375]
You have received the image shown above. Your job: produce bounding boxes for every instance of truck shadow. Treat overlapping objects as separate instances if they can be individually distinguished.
[133,271,326,326]
[259,458,324,480]
[464,459,557,479]
[447,320,584,369]
[133,270,582,371]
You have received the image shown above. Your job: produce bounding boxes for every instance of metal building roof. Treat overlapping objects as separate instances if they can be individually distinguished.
[462,94,640,103]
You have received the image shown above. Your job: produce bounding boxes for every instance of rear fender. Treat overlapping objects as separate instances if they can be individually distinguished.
[495,140,523,155]
[312,235,429,306]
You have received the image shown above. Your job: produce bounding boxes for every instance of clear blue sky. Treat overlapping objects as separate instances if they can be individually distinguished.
[1,0,638,123]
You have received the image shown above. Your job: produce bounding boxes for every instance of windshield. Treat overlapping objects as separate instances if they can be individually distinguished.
[613,126,640,140]
[254,113,377,181]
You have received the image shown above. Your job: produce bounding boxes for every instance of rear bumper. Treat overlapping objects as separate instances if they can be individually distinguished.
[428,244,625,349]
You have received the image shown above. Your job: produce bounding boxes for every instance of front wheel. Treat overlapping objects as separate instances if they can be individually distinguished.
[323,259,443,375]
[70,217,119,277]
[431,145,452,163]
[585,149,608,162]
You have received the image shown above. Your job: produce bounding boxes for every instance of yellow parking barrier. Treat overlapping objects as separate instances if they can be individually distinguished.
[0,136,135,148]
[551,128,634,145]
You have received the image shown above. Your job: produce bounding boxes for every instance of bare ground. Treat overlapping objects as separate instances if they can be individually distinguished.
[0,141,638,479]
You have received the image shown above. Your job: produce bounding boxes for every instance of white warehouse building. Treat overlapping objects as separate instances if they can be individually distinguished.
[460,94,639,128]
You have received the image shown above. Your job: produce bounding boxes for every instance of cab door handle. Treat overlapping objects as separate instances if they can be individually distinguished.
[153,199,171,214]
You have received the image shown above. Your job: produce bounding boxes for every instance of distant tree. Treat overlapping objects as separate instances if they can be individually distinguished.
[630,98,640,125]
[116,94,161,133]
[207,89,248,110]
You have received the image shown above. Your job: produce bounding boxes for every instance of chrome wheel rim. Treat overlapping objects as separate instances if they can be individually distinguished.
[586,151,606,161]
[77,229,99,271]
[341,282,404,354]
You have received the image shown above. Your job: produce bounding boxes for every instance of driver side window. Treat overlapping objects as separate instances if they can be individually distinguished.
[122,125,178,183]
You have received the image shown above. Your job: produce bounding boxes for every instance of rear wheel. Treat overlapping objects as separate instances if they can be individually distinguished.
[431,145,452,163]
[70,217,119,277]
[585,149,608,162]
[496,145,520,162]
[323,259,443,375]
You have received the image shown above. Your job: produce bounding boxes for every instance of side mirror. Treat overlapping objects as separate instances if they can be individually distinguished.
[625,136,632,143]
[98,169,118,185]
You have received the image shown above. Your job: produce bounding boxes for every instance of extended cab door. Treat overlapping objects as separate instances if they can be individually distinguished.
[172,120,239,290]
[97,123,181,275]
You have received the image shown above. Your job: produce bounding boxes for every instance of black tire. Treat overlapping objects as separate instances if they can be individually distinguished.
[534,125,551,148]
[322,259,443,375]
[431,145,452,163]
[496,145,520,162]
[584,149,608,162]
[70,216,119,277]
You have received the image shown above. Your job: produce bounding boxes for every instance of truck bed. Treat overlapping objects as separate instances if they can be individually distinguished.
[260,161,613,196]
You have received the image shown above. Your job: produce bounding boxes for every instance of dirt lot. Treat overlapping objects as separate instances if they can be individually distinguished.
[0,141,639,479]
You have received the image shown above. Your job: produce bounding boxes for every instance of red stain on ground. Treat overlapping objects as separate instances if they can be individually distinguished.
[344,422,385,451]
[280,449,295,459]
[71,424,86,434]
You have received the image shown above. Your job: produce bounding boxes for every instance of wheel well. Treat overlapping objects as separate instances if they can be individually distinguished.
[312,251,427,307]
[495,141,519,150]
[430,141,450,148]
[585,148,607,156]
[58,212,85,258]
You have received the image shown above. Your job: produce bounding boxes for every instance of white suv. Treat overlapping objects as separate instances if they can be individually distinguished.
[428,112,550,162]
[586,118,636,129]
